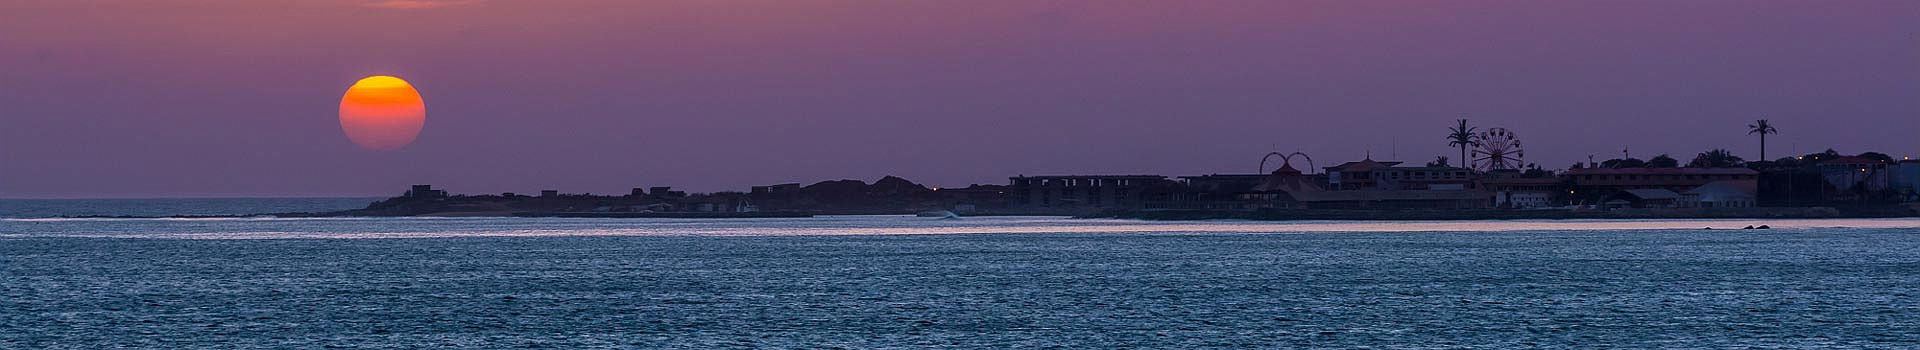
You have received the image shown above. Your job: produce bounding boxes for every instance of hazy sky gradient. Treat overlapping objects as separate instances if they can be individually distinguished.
[5,1,1919,198]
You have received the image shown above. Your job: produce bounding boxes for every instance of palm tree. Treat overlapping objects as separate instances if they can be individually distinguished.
[1446,119,1478,170]
[1748,119,1777,161]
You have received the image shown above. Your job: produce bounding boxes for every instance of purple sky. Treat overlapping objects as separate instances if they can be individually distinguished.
[4,1,1919,198]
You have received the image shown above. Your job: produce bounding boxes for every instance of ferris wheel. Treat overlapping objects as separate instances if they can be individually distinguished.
[1472,127,1524,171]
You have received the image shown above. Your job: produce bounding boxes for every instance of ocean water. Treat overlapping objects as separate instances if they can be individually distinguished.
[0,198,379,218]
[5,201,1920,348]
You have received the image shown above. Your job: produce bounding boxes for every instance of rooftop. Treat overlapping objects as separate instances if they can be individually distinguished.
[1289,189,1489,202]
[1686,180,1757,196]
[1479,177,1563,185]
[1620,188,1683,200]
[1820,156,1886,164]
[1252,167,1323,193]
[1561,167,1757,176]
[1324,159,1404,171]
[1011,175,1168,179]
[1178,174,1271,179]
[1376,166,1471,172]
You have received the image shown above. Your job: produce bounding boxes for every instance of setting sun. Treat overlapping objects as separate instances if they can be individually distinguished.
[338,75,425,150]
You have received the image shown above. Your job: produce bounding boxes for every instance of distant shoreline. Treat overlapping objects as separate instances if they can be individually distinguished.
[1087,206,1918,221]
[28,205,1920,221]
[30,210,1069,220]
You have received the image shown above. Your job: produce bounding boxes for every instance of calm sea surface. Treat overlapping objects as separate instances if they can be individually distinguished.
[0,198,380,218]
[5,199,1920,348]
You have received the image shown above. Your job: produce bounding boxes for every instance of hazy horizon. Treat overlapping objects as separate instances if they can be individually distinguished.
[6,1,1920,198]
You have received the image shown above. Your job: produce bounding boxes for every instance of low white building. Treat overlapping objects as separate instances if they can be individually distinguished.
[1686,181,1757,208]
[1497,191,1554,208]
[1481,177,1562,209]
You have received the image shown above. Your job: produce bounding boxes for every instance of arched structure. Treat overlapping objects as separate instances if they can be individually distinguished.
[1260,152,1315,174]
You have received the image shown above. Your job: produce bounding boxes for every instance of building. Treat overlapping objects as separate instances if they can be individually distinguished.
[1323,158,1403,190]
[1605,188,1684,209]
[1562,167,1759,191]
[1180,174,1271,193]
[1163,164,1328,210]
[405,185,447,198]
[1479,177,1563,208]
[540,190,559,198]
[649,186,687,198]
[1560,167,1758,205]
[1319,156,1472,191]
[1234,164,1326,209]
[1175,174,1278,210]
[1686,181,1758,208]
[1234,164,1490,210]
[932,185,1010,212]
[1286,190,1491,209]
[1008,175,1176,211]
[1894,159,1920,200]
[1818,156,1891,193]
[673,192,757,213]
[750,183,802,194]
[1369,166,1475,190]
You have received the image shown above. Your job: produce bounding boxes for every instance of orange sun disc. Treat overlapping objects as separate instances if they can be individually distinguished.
[338,75,425,150]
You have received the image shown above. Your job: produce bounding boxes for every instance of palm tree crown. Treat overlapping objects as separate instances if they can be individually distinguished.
[1446,119,1478,170]
[1748,119,1777,161]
